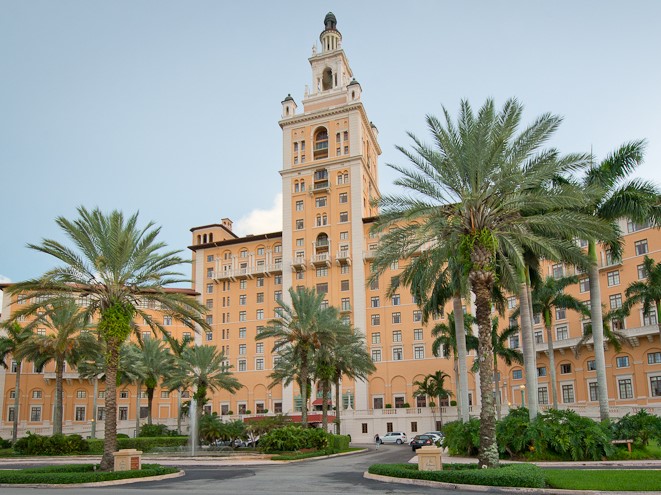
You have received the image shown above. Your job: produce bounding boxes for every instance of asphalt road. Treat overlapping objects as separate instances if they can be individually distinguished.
[0,444,488,495]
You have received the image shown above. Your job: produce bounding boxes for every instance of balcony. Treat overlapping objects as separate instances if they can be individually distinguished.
[312,181,330,193]
[214,262,283,281]
[336,250,351,266]
[44,371,82,385]
[311,253,332,267]
[363,248,376,260]
[292,256,307,271]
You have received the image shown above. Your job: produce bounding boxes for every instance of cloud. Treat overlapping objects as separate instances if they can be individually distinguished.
[0,274,10,312]
[234,193,283,237]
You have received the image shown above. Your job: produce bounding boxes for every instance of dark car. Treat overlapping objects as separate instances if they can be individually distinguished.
[410,434,435,451]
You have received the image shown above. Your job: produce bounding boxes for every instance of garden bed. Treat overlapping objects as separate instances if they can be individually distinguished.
[0,463,179,485]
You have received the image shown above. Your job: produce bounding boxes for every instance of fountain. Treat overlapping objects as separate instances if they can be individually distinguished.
[189,398,198,456]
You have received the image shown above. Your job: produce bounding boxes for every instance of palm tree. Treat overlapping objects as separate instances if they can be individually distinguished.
[413,371,453,427]
[6,207,210,470]
[372,98,610,467]
[491,319,524,419]
[395,253,472,422]
[17,298,99,434]
[165,335,193,434]
[623,255,661,337]
[431,311,478,418]
[526,275,587,409]
[329,331,375,434]
[578,141,661,421]
[164,345,241,422]
[256,287,343,427]
[134,338,175,425]
[0,321,33,442]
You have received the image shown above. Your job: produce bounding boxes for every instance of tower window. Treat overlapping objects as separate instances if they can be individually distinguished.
[322,67,333,90]
[314,128,329,159]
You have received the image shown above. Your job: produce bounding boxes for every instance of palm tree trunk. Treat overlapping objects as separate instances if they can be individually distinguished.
[147,387,154,425]
[519,280,538,419]
[453,296,470,422]
[656,300,661,338]
[437,394,444,427]
[540,316,558,409]
[53,358,64,435]
[300,359,309,427]
[91,377,98,439]
[588,240,610,421]
[12,362,21,443]
[135,380,141,436]
[471,271,499,468]
[100,343,120,471]
[453,358,461,419]
[321,380,329,430]
[334,377,341,434]
[177,390,182,435]
[494,354,501,420]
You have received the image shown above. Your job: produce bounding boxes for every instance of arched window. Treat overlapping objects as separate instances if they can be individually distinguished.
[203,234,208,243]
[322,67,333,90]
[209,233,213,242]
[314,127,329,160]
[197,235,202,244]
[316,233,329,253]
[240,249,248,258]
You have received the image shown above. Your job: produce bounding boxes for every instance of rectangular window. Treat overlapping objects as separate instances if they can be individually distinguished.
[372,332,381,344]
[239,327,246,339]
[370,278,379,290]
[339,192,348,203]
[238,360,246,372]
[538,387,549,405]
[239,311,246,321]
[341,264,350,274]
[8,407,15,422]
[556,325,569,340]
[340,280,350,291]
[391,294,400,306]
[373,397,384,409]
[30,406,42,422]
[413,328,423,340]
[534,331,543,344]
[239,344,246,355]
[651,376,661,397]
[562,384,575,403]
[587,360,596,371]
[362,423,368,434]
[315,196,327,207]
[206,299,214,309]
[316,266,328,277]
[607,270,620,287]
[371,314,380,326]
[256,292,264,303]
[255,358,264,371]
[392,348,403,361]
[560,363,572,374]
[205,315,213,325]
[609,293,623,310]
[296,219,304,230]
[341,298,350,311]
[537,366,547,377]
[239,294,247,305]
[643,308,658,326]
[414,346,424,359]
[274,275,282,285]
[240,280,247,289]
[32,389,42,399]
[392,330,402,342]
[371,296,380,308]
[618,378,634,399]
[339,212,349,222]
[413,310,422,322]
[392,312,401,324]
[76,390,86,399]
[316,283,328,294]
[256,309,264,320]
[648,352,661,364]
[555,307,566,320]
[207,267,213,278]
[552,263,564,279]
[635,239,649,256]
[296,200,304,211]
[75,406,86,422]
[513,369,523,380]
[589,382,598,401]
[256,342,264,354]
[509,334,520,349]
[371,349,381,362]
[616,356,630,368]
[274,290,282,302]
[579,278,590,293]
[119,407,129,421]
[163,316,173,326]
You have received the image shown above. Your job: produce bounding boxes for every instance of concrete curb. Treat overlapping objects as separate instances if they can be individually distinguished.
[363,471,661,495]
[278,448,368,463]
[0,468,185,488]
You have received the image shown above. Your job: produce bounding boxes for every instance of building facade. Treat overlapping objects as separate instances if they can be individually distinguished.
[2,13,660,441]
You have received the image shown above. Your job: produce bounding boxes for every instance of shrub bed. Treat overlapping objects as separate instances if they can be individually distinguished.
[259,426,330,453]
[368,463,545,488]
[0,463,178,484]
[13,433,89,455]
[86,436,188,454]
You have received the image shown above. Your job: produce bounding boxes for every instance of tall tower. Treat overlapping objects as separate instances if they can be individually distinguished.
[279,13,381,411]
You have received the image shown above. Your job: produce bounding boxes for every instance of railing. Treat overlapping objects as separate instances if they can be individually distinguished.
[311,253,331,265]
[214,262,283,280]
[313,181,330,190]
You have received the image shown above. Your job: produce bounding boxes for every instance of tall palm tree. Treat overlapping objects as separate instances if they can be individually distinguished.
[395,253,472,422]
[623,255,661,337]
[330,331,375,434]
[577,141,661,420]
[526,275,587,409]
[6,207,210,470]
[165,335,193,434]
[431,311,478,417]
[256,287,343,427]
[491,319,524,419]
[0,321,33,442]
[134,338,175,425]
[413,371,453,427]
[17,298,99,434]
[372,98,610,467]
[164,345,241,422]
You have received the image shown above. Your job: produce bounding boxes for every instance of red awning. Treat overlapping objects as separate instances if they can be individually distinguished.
[312,398,332,406]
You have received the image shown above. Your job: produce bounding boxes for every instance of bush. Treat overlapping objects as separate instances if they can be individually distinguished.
[0,463,178,484]
[259,425,331,453]
[86,436,188,454]
[117,433,130,439]
[0,437,12,449]
[13,433,89,456]
[139,424,173,437]
[368,463,545,488]
[443,418,480,456]
[612,410,661,446]
[328,434,350,453]
[497,407,534,457]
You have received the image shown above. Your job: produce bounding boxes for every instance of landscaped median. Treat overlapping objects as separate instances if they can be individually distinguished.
[367,463,661,491]
[0,463,181,486]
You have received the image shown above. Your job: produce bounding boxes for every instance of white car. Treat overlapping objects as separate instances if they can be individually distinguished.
[423,431,444,445]
[379,432,407,444]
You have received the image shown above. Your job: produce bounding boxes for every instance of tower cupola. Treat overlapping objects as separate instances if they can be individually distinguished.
[320,12,342,52]
[281,93,297,118]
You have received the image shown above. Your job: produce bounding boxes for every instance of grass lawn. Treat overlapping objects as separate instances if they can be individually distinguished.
[0,463,178,484]
[543,469,661,491]
[271,447,363,461]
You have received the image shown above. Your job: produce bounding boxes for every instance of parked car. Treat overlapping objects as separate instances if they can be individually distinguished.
[423,431,444,445]
[379,432,407,444]
[410,434,435,451]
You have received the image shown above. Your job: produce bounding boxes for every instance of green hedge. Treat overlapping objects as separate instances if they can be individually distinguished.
[329,434,350,452]
[0,463,178,484]
[259,426,331,453]
[368,463,545,488]
[86,436,188,454]
[13,433,89,455]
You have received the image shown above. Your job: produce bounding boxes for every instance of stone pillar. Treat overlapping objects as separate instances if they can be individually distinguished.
[417,445,442,471]
[112,449,143,471]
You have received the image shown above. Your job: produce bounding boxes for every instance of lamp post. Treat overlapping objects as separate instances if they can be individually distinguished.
[520,385,526,408]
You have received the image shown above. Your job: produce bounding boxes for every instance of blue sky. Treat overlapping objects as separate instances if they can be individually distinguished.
[1,1,660,291]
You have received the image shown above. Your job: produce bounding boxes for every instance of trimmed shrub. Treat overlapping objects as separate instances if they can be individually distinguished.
[443,418,480,456]
[612,410,661,446]
[0,437,11,449]
[259,425,331,453]
[329,434,350,453]
[139,423,173,437]
[13,433,89,455]
[0,463,178,484]
[368,463,545,488]
[86,436,188,454]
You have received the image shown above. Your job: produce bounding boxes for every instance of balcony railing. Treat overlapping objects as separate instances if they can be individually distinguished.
[213,262,283,280]
[311,253,332,267]
[336,250,351,265]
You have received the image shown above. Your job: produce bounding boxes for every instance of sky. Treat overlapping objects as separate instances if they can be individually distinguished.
[1,1,660,300]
